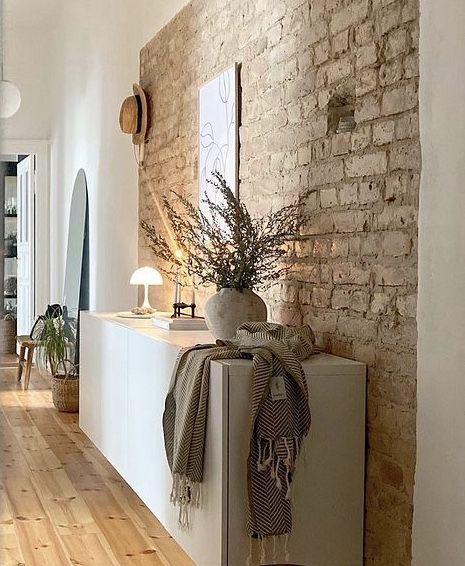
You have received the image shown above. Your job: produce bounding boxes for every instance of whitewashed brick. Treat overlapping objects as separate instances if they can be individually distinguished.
[330,0,369,34]
[384,27,408,60]
[333,29,349,55]
[314,40,330,65]
[333,210,369,232]
[339,182,358,204]
[356,44,378,69]
[312,286,332,307]
[373,120,395,145]
[360,180,382,203]
[326,57,352,84]
[390,141,421,170]
[320,187,338,208]
[310,160,344,186]
[351,125,372,151]
[332,288,351,309]
[382,231,411,256]
[332,132,351,155]
[331,238,349,257]
[345,152,388,177]
[397,294,417,317]
[371,292,390,314]
[382,84,418,116]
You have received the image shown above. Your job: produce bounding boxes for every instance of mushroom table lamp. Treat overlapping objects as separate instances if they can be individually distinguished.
[130,266,163,311]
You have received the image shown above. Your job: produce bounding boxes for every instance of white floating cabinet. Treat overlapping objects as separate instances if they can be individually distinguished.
[80,312,366,566]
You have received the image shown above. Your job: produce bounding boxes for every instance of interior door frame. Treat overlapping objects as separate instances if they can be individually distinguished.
[0,139,50,319]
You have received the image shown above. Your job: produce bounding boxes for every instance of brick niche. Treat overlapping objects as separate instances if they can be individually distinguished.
[139,0,420,563]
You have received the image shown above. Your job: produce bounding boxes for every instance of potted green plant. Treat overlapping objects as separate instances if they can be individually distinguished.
[141,173,310,339]
[37,314,79,412]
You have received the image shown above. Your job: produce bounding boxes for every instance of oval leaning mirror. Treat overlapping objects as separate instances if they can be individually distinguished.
[63,169,89,364]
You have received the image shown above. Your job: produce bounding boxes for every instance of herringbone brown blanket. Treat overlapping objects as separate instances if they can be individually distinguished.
[162,322,313,540]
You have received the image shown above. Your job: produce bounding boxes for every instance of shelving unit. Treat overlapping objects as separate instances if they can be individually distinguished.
[3,176,18,314]
[0,165,18,354]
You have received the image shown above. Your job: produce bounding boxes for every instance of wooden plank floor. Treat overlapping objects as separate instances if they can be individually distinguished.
[0,364,195,566]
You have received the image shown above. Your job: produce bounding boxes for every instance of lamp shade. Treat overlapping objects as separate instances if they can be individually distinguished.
[130,266,163,286]
[0,80,21,118]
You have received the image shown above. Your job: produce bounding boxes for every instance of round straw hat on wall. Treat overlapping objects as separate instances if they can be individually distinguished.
[119,83,149,163]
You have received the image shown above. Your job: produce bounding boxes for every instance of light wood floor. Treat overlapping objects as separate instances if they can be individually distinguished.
[0,363,195,566]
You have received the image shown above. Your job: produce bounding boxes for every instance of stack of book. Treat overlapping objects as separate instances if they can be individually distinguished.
[151,312,208,331]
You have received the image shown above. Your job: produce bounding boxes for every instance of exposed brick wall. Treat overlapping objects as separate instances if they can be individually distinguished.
[139,0,419,563]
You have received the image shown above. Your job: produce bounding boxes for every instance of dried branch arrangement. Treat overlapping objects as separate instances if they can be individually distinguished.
[141,173,309,291]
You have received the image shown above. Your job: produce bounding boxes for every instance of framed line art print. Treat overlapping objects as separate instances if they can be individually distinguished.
[198,63,240,220]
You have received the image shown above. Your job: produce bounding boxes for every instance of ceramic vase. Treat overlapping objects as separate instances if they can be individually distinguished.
[204,288,267,340]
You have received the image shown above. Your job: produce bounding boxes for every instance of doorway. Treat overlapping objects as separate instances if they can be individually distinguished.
[0,154,34,359]
[0,141,50,364]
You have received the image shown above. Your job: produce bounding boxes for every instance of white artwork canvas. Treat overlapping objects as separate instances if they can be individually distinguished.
[198,64,239,217]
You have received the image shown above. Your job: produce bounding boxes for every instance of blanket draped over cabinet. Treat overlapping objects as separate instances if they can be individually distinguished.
[163,322,314,542]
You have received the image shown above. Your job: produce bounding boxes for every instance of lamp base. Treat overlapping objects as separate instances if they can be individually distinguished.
[132,305,156,315]
[117,311,154,319]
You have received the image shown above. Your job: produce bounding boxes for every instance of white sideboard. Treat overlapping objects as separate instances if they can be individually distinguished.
[80,311,366,566]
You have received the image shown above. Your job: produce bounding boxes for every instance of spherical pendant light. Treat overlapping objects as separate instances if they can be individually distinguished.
[0,0,21,119]
[0,79,21,118]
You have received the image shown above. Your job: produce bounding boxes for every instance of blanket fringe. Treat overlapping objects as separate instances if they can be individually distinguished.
[256,436,303,498]
[246,533,292,565]
[170,473,201,528]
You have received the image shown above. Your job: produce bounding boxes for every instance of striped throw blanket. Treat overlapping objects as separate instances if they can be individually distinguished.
[163,322,313,542]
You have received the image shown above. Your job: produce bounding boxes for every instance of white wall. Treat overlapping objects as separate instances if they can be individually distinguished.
[1,1,61,316]
[49,0,189,311]
[413,1,465,564]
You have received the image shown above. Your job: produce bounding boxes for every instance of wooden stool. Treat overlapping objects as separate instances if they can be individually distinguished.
[16,335,36,390]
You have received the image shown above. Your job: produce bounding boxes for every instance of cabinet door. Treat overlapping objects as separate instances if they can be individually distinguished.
[79,313,101,443]
[126,333,179,511]
[79,314,128,476]
[126,336,228,566]
[99,321,128,476]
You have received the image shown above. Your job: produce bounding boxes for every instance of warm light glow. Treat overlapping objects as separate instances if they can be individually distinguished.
[174,249,184,260]
[130,266,163,286]
[0,80,21,118]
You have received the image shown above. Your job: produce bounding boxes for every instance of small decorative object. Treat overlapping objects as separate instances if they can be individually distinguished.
[172,300,197,318]
[170,250,198,319]
[141,173,310,340]
[37,314,79,413]
[126,266,163,316]
[199,64,239,222]
[327,91,356,134]
[116,310,154,320]
[119,83,148,166]
[336,114,356,133]
[5,196,17,215]
[4,276,17,296]
[4,233,17,256]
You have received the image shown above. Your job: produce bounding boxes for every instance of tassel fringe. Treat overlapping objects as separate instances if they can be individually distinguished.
[246,533,292,565]
[170,473,201,529]
[255,436,303,497]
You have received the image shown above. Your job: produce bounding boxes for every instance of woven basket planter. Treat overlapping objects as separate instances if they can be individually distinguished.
[0,318,17,354]
[51,375,79,413]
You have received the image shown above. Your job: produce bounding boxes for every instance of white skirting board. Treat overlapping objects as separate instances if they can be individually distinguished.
[79,312,366,566]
